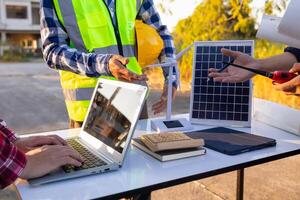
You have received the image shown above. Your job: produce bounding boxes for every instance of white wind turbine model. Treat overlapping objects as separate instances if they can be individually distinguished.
[144,44,194,132]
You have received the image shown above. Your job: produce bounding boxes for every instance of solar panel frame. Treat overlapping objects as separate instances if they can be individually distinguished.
[189,40,254,127]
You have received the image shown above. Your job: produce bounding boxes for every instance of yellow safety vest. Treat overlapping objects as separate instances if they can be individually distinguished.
[53,0,143,121]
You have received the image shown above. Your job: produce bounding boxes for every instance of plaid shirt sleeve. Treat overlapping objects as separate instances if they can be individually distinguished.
[0,120,17,143]
[138,0,177,87]
[0,120,26,189]
[40,0,112,77]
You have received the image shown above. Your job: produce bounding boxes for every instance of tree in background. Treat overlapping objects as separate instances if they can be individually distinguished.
[156,0,175,15]
[174,0,255,80]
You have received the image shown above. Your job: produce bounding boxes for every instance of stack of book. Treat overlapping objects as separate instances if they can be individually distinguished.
[132,132,206,161]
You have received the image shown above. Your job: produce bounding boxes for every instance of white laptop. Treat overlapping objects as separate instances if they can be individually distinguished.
[29,78,148,185]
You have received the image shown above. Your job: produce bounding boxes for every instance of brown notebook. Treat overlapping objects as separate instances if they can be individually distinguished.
[132,138,206,161]
[140,132,204,152]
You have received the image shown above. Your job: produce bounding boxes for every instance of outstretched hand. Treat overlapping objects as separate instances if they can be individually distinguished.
[208,48,259,83]
[108,55,148,82]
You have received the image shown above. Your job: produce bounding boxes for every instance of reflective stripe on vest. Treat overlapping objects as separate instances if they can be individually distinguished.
[94,45,136,57]
[53,0,144,121]
[57,0,86,52]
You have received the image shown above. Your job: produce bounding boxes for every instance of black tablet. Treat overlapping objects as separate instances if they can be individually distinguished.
[186,127,276,155]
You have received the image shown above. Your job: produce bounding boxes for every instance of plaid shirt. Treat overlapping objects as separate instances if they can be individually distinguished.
[0,120,26,189]
[40,0,177,85]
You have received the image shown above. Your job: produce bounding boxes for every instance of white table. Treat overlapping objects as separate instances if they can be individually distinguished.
[16,114,300,200]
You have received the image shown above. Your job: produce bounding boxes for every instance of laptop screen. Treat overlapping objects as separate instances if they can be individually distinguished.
[83,81,145,153]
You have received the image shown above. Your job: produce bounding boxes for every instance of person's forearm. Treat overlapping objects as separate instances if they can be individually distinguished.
[0,143,26,189]
[257,52,297,72]
[0,119,17,143]
[42,43,112,77]
[40,2,112,77]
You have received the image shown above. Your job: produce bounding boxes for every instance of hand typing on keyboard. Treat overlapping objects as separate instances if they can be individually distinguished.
[20,145,83,179]
[63,139,107,173]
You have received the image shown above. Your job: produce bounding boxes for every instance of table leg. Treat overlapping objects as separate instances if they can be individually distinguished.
[236,169,244,200]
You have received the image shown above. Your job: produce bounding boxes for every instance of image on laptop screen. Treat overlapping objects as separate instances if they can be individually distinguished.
[84,81,144,153]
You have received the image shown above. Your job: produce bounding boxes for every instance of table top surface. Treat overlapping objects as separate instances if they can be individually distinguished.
[16,114,300,200]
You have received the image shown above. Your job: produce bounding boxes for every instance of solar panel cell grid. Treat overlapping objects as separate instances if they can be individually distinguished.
[191,41,253,125]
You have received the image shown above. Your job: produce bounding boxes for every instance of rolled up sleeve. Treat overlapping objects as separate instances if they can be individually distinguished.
[284,47,300,62]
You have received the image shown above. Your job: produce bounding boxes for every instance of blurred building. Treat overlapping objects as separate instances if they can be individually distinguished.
[0,0,41,55]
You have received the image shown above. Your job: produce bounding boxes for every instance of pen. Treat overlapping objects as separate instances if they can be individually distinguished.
[218,59,234,73]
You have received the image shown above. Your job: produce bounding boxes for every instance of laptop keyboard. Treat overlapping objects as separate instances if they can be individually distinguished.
[63,139,107,173]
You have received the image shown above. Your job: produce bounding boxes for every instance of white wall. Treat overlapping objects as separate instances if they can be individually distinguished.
[0,0,4,26]
[1,0,40,31]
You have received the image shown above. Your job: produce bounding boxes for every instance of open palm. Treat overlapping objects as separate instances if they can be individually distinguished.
[208,48,259,83]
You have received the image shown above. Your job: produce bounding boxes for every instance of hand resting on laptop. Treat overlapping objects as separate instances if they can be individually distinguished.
[16,136,83,179]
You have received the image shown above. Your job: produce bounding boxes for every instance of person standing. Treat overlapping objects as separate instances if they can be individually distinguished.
[40,0,178,128]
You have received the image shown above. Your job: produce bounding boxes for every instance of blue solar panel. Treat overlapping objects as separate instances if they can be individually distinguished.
[190,41,253,125]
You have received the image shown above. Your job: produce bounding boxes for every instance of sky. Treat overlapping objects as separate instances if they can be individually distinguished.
[153,0,271,31]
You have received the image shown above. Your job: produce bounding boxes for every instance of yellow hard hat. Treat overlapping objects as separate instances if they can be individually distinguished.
[135,20,164,67]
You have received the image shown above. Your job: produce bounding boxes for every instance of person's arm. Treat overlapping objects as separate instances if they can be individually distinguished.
[0,120,17,143]
[138,0,177,87]
[208,48,298,83]
[257,52,297,72]
[40,0,146,83]
[0,121,26,189]
[40,0,112,77]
